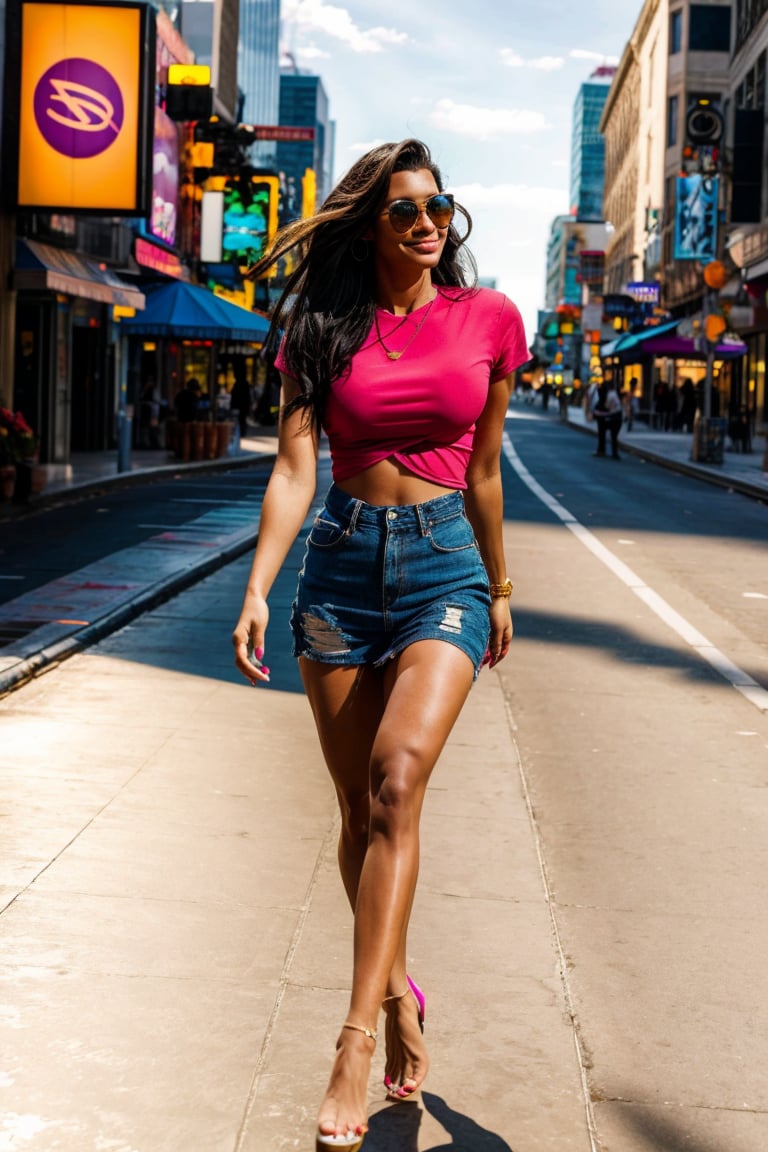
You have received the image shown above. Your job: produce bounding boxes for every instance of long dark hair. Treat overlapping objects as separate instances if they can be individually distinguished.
[249,139,477,426]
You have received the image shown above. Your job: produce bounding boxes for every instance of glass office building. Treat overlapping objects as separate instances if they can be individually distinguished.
[570,66,616,222]
[277,70,335,212]
[239,0,280,161]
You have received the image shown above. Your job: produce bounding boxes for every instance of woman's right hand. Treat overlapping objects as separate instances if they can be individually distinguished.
[232,594,271,685]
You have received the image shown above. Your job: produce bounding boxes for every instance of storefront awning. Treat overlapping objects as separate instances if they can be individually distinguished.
[14,239,146,310]
[601,319,680,357]
[118,279,271,342]
[602,317,746,361]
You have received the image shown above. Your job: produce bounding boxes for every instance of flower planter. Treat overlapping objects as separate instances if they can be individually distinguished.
[191,421,206,461]
[0,464,16,503]
[216,420,234,457]
[13,460,47,503]
[204,422,218,460]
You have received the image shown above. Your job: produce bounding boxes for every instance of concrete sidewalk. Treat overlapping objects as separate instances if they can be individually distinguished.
[562,402,768,502]
[0,513,593,1152]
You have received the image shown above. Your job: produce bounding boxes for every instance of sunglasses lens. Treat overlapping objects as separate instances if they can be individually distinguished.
[426,194,454,227]
[388,201,419,232]
[386,195,455,232]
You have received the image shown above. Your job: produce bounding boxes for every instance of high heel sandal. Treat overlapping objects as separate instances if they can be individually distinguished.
[406,975,426,1032]
[382,977,426,1100]
[315,1023,376,1152]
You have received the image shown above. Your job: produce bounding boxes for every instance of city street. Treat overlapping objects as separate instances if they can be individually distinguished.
[1,411,767,1151]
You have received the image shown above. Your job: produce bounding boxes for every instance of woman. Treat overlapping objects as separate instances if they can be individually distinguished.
[232,139,528,1150]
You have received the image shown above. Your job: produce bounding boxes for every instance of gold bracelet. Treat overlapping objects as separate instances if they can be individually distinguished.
[489,578,513,598]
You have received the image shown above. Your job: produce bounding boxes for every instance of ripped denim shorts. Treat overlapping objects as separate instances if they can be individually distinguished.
[290,484,491,677]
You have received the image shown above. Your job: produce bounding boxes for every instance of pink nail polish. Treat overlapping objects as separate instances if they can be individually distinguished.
[255,646,264,661]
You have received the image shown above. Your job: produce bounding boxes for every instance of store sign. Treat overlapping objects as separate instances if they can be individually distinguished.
[674,175,718,261]
[17,1,153,212]
[626,281,661,305]
[150,107,180,247]
[251,125,316,142]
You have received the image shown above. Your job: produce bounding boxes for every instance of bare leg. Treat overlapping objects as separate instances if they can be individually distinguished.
[302,640,475,1139]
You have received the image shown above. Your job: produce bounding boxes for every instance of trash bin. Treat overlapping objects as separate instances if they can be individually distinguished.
[694,416,727,464]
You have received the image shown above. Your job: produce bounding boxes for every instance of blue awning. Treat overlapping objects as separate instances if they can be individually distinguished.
[15,239,146,309]
[602,319,680,358]
[119,280,271,342]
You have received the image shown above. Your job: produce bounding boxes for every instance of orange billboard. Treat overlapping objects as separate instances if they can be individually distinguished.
[17,1,153,212]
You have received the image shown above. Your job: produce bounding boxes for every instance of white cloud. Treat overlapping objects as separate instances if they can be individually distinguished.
[570,48,620,65]
[429,99,550,139]
[296,44,331,59]
[531,56,565,72]
[282,0,408,53]
[501,48,564,71]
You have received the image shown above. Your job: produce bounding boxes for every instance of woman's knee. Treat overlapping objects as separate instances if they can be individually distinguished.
[369,760,425,838]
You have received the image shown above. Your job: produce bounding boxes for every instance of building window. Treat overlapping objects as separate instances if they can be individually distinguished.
[667,94,679,146]
[670,9,682,54]
[689,4,731,52]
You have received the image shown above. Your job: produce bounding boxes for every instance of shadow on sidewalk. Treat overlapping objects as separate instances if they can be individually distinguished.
[512,606,767,696]
[606,1099,727,1152]
[366,1091,515,1150]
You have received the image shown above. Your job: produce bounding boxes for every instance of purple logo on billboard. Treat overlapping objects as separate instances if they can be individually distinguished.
[34,58,123,159]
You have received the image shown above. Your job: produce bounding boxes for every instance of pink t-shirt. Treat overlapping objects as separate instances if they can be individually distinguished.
[275,286,528,488]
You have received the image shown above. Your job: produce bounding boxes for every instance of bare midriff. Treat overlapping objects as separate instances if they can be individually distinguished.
[337,455,456,507]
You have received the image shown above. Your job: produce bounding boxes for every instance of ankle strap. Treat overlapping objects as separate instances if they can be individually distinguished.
[382,988,409,1005]
[343,1022,377,1042]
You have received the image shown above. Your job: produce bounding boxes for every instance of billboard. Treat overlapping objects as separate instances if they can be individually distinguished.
[222,175,279,269]
[16,1,154,212]
[674,175,718,261]
[150,106,179,247]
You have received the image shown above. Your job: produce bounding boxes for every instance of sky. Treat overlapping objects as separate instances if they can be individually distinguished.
[279,0,640,346]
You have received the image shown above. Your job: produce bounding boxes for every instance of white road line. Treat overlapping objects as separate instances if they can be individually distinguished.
[503,432,768,714]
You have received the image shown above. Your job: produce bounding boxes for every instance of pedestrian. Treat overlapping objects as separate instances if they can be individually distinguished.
[230,370,252,439]
[623,375,638,431]
[593,382,622,458]
[585,378,600,422]
[231,138,528,1151]
[679,377,696,433]
[139,379,161,448]
[173,377,201,423]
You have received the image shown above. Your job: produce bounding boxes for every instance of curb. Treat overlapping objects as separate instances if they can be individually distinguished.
[0,526,260,699]
[567,418,768,503]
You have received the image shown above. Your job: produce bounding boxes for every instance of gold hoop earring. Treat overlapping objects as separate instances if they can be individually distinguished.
[351,237,370,263]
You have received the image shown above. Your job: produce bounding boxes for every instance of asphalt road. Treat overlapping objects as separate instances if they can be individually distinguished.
[0,462,273,611]
[496,408,768,1150]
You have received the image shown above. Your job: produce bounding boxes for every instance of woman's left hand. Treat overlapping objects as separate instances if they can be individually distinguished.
[485,597,513,668]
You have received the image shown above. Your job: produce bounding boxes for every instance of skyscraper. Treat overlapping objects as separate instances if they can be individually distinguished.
[569,65,616,222]
[239,0,280,161]
[277,64,335,213]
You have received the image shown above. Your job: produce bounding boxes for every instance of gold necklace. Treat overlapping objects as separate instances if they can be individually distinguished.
[374,298,435,361]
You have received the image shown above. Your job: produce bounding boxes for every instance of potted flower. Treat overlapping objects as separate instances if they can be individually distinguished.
[0,408,45,502]
[0,409,17,502]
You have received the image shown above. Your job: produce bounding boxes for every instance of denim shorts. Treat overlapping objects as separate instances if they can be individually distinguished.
[290,485,491,677]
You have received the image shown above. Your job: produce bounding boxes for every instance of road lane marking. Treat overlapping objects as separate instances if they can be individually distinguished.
[502,432,768,714]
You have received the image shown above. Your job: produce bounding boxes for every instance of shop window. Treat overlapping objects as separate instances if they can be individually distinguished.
[670,9,682,54]
[667,94,679,147]
[689,4,731,51]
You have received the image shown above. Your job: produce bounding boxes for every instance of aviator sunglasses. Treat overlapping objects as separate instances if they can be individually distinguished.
[381,193,455,234]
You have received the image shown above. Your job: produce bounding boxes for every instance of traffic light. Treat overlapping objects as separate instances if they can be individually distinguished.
[221,174,280,271]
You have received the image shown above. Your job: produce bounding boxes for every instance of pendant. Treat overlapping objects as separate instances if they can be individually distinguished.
[387,351,402,360]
